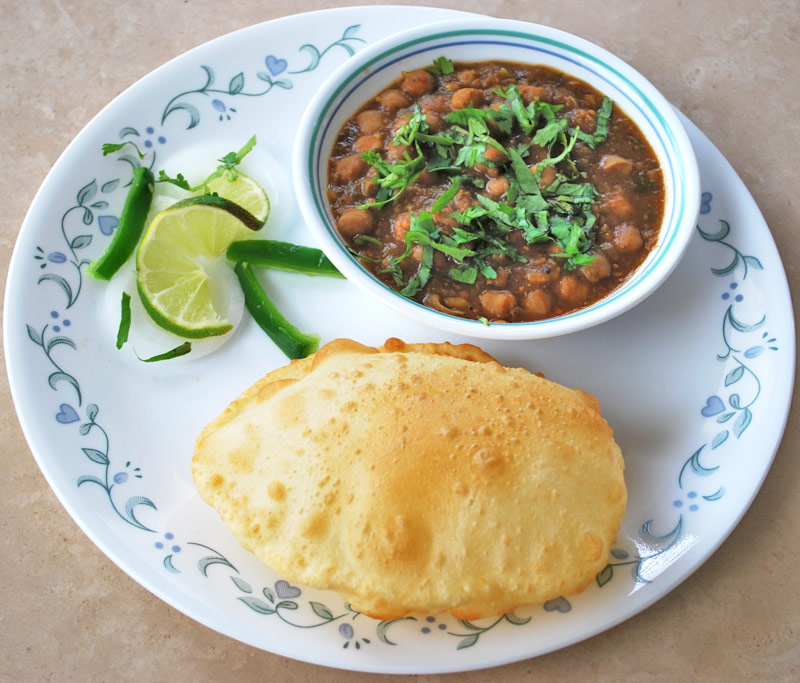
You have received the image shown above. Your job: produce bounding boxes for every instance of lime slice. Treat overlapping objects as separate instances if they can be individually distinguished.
[203,171,270,224]
[136,194,262,338]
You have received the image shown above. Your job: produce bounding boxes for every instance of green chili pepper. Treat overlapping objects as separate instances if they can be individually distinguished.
[234,261,321,359]
[116,292,132,349]
[87,166,154,280]
[227,240,343,278]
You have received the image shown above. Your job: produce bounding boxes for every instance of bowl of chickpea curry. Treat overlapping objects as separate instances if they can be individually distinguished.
[294,19,700,339]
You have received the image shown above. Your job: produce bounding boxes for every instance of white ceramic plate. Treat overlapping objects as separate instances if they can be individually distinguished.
[4,6,794,674]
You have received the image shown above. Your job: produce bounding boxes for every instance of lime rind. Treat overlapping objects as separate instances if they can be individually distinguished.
[167,194,264,232]
[203,172,270,225]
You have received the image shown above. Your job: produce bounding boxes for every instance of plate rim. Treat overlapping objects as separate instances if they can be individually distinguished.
[3,5,795,674]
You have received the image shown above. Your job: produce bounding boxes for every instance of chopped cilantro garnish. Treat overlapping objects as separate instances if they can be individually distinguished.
[431,177,462,214]
[350,58,619,293]
[102,141,147,159]
[449,265,478,284]
[156,135,258,191]
[399,245,434,297]
[573,97,614,149]
[353,234,382,248]
[359,149,426,208]
[427,56,454,76]
[393,105,429,147]
[507,147,540,195]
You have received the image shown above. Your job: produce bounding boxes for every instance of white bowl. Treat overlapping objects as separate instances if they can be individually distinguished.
[293,18,700,340]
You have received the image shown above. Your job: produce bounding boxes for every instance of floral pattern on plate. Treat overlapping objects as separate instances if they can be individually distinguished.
[6,7,793,673]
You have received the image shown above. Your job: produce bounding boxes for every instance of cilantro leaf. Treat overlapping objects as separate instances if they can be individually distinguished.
[399,245,434,297]
[508,147,540,194]
[157,170,193,191]
[393,105,429,147]
[102,141,146,159]
[427,56,454,76]
[155,135,258,191]
[573,97,615,149]
[449,265,478,284]
[431,177,462,214]
[358,149,426,208]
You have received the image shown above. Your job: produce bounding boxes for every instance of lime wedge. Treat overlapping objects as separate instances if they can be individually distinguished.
[203,171,270,224]
[136,194,262,338]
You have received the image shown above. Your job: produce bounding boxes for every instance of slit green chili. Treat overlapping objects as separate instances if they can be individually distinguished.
[227,240,343,278]
[233,261,321,359]
[87,166,154,280]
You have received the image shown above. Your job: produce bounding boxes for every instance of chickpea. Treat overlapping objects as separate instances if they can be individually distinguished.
[567,108,597,133]
[359,167,379,197]
[419,95,450,131]
[391,114,411,134]
[488,268,511,288]
[475,162,500,178]
[599,191,633,220]
[557,276,589,309]
[337,208,375,240]
[525,263,560,285]
[386,142,409,162]
[333,153,367,183]
[485,176,510,199]
[554,88,577,108]
[355,109,387,134]
[457,69,478,86]
[519,84,548,104]
[479,290,517,319]
[433,212,458,229]
[611,223,643,252]
[425,112,444,132]
[377,88,410,113]
[450,87,484,110]
[453,189,474,211]
[401,69,435,97]
[600,155,633,175]
[393,212,411,240]
[579,251,612,283]
[523,289,554,319]
[482,145,507,165]
[443,297,471,311]
[529,163,557,189]
[353,134,383,153]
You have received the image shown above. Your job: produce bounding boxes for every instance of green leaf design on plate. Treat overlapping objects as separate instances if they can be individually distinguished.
[238,596,275,615]
[596,564,614,587]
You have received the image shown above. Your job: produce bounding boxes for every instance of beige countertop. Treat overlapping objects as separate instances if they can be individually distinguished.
[2,1,798,680]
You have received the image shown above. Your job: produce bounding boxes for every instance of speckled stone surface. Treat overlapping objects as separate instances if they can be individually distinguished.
[2,1,798,680]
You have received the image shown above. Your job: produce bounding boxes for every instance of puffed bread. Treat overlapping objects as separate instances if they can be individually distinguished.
[192,338,626,619]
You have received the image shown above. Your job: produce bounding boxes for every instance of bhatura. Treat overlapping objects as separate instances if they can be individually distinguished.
[193,338,626,619]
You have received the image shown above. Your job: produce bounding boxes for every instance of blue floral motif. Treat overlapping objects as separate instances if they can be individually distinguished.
[597,207,776,590]
[159,26,365,129]
[22,21,783,656]
[55,403,80,424]
[265,55,288,76]
[97,215,119,236]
